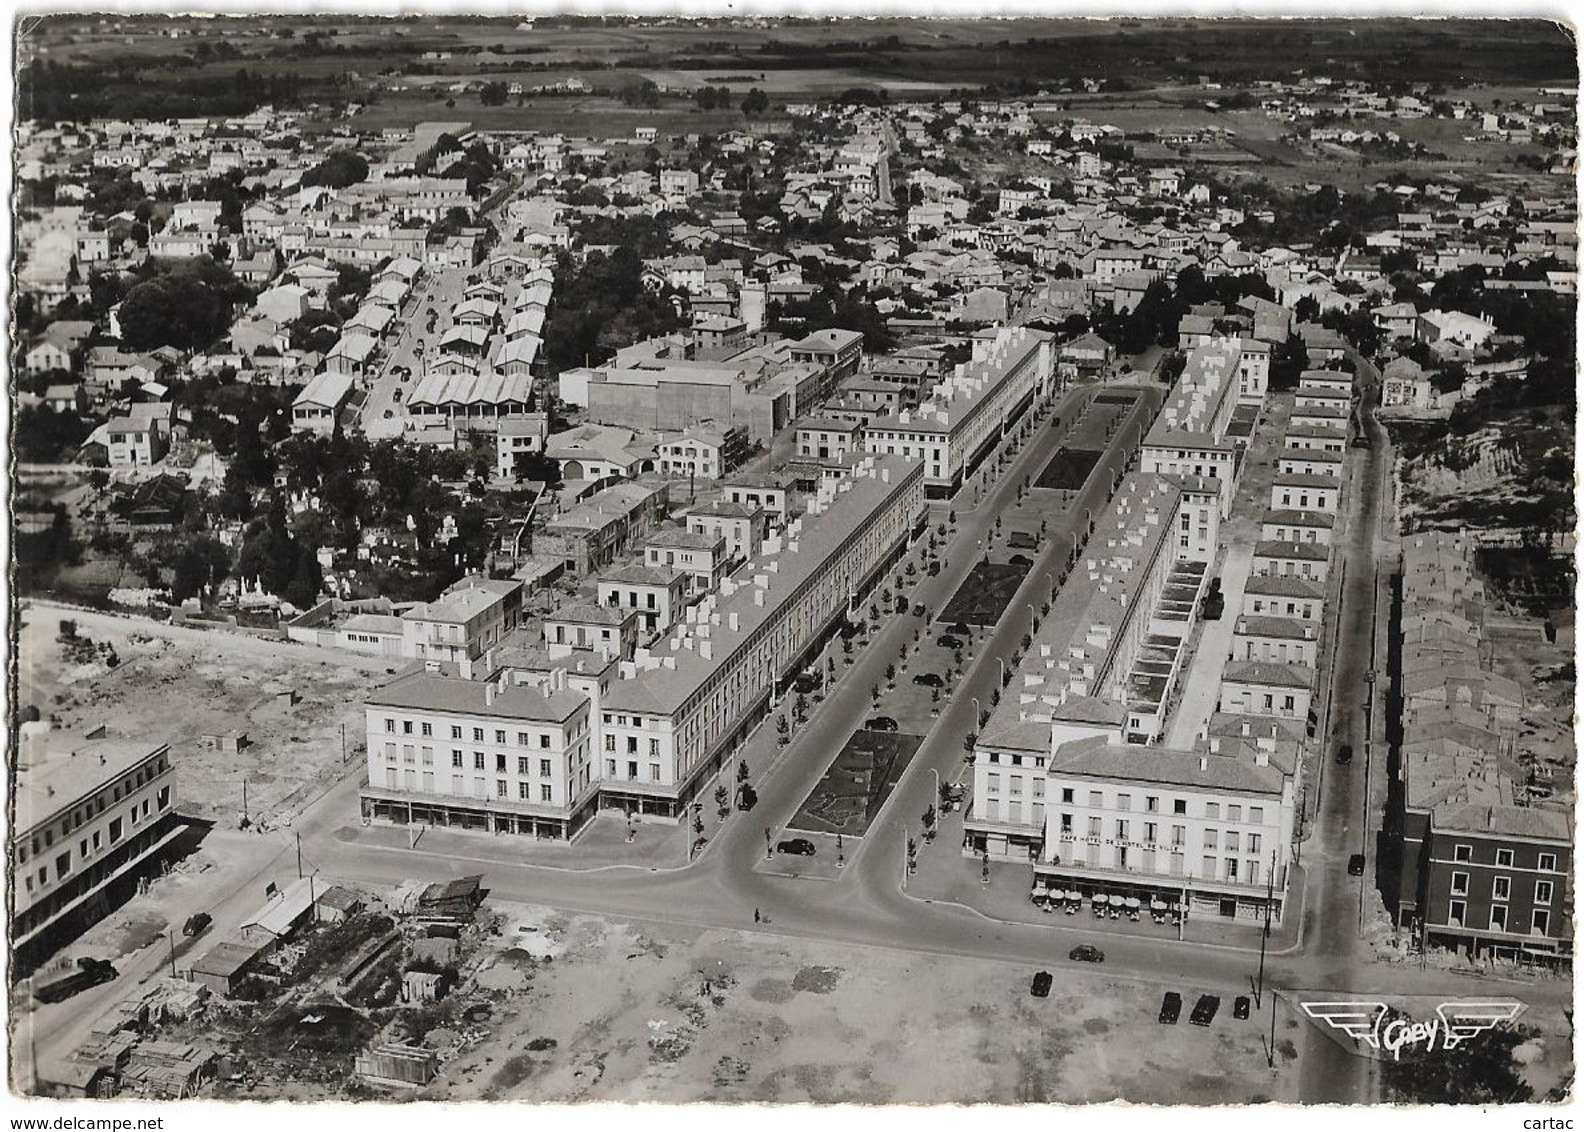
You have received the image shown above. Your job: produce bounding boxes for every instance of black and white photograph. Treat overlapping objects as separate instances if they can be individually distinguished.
[4,8,1577,1115]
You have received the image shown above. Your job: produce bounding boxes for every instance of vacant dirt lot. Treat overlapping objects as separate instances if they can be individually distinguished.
[428,902,1300,1103]
[19,602,391,825]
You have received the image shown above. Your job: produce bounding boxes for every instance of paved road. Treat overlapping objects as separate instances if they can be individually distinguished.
[1295,357,1391,1104]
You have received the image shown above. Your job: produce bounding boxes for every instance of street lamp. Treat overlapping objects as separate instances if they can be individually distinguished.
[930,766,941,808]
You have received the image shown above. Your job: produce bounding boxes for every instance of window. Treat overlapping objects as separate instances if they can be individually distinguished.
[519,783,532,800]
[385,718,395,733]
[496,730,507,745]
[1171,825,1185,847]
[1495,848,1514,867]
[650,765,661,782]
[1089,790,1103,807]
[986,773,1001,794]
[1116,793,1131,811]
[1145,796,1159,813]
[473,728,485,742]
[1226,832,1241,853]
[496,780,508,798]
[518,757,530,775]
[1493,876,1511,901]
[541,785,553,803]
[649,738,661,757]
[1205,802,1220,820]
[626,737,638,754]
[517,732,530,747]
[605,759,617,776]
[1249,833,1261,855]
[540,734,551,749]
[1201,855,1216,877]
[1536,881,1554,905]
[1538,853,1557,872]
[1203,829,1219,849]
[56,851,71,879]
[1225,859,1239,881]
[1173,799,1187,815]
[1533,909,1551,935]
[605,735,615,751]
[384,743,398,762]
[1087,816,1102,838]
[1227,805,1242,823]
[1062,788,1075,803]
[1115,820,1128,840]
[540,759,552,777]
[1450,871,1469,896]
[451,725,463,740]
[402,720,414,735]
[1249,807,1264,824]
[627,761,638,779]
[1060,813,1073,833]
[421,723,432,737]
[1489,904,1508,931]
[1453,844,1472,863]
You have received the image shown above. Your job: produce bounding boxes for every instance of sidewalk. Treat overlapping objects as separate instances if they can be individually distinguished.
[907,790,1305,954]
[336,808,693,872]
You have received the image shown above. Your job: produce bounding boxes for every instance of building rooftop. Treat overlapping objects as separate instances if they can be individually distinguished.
[603,456,920,717]
[1050,734,1291,795]
[367,669,587,724]
[16,731,169,835]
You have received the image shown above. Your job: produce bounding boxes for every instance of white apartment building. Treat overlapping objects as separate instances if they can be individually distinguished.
[597,456,926,817]
[1140,338,1245,517]
[13,731,180,972]
[399,577,523,669]
[863,326,1054,497]
[360,672,596,839]
[1035,735,1296,925]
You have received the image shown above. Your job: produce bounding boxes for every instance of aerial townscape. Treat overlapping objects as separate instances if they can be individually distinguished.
[6,14,1576,1112]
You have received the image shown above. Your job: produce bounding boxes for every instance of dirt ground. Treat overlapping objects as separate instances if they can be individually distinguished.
[426,902,1301,1104]
[18,603,388,825]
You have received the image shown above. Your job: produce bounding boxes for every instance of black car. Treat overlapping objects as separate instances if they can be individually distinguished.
[182,912,212,938]
[1190,994,1221,1027]
[912,604,928,618]
[1336,744,1354,765]
[1030,970,1053,998]
[1068,944,1105,964]
[1233,995,1251,1020]
[1348,853,1366,876]
[912,672,944,688]
[866,716,899,732]
[1159,992,1183,1025]
[776,838,816,856]
[936,635,963,650]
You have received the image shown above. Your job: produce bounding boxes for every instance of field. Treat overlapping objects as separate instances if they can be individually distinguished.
[18,602,389,825]
[421,902,1303,1103]
[788,729,924,838]
[939,562,1032,628]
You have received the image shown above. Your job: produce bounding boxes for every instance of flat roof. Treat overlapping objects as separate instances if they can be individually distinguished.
[16,732,169,835]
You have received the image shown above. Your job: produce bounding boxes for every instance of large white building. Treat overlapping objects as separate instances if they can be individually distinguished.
[1140,338,1247,517]
[964,472,1214,858]
[13,730,180,972]
[360,455,926,836]
[862,326,1054,497]
[1035,734,1296,925]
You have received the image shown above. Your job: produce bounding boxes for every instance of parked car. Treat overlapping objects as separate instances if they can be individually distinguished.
[936,635,963,650]
[1030,970,1053,998]
[182,912,212,938]
[1190,994,1221,1027]
[1069,944,1105,964]
[793,673,821,694]
[1233,995,1251,1020]
[1336,744,1354,765]
[1348,853,1366,877]
[912,672,944,688]
[927,561,941,576]
[912,604,928,618]
[737,785,758,811]
[866,716,899,732]
[1159,992,1183,1024]
[776,838,816,856]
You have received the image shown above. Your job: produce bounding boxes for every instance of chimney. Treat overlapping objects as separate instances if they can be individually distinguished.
[485,683,496,707]
[1198,756,1208,771]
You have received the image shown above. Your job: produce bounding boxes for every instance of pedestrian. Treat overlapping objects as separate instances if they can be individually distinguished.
[754,907,761,923]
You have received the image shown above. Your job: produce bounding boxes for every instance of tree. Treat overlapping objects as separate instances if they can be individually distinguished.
[1382,1018,1533,1103]
[301,150,370,190]
[480,81,509,106]
[921,804,937,840]
[715,783,730,820]
[737,760,750,784]
[741,87,769,116]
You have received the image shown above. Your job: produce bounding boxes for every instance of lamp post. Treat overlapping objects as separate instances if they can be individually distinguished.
[930,766,941,809]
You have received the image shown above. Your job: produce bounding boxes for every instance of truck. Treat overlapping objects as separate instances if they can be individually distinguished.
[33,957,118,1005]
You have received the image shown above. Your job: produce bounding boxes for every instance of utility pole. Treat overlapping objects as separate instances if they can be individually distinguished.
[340,723,347,763]
[296,832,303,879]
[1256,850,1274,1008]
[242,778,248,827]
[167,931,177,979]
